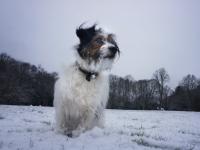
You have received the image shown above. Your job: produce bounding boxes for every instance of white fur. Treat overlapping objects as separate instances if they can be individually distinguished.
[53,57,112,137]
[75,52,114,72]
[54,24,118,137]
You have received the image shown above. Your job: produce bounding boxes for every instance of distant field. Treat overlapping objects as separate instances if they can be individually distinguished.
[0,105,200,150]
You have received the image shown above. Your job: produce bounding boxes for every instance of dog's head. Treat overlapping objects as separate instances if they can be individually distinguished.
[75,24,120,72]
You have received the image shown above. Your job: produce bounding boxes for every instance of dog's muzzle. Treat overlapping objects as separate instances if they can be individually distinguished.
[104,46,120,59]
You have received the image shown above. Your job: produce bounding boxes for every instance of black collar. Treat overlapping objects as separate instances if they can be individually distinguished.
[78,67,98,81]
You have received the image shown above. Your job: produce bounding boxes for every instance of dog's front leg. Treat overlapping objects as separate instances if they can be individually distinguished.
[55,105,68,134]
[96,112,105,129]
[70,126,85,138]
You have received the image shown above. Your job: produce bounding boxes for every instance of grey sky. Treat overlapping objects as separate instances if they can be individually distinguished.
[0,0,200,88]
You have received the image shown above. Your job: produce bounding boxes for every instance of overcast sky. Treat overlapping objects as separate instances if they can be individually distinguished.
[0,0,200,88]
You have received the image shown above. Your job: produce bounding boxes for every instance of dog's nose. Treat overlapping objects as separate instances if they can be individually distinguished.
[109,46,118,55]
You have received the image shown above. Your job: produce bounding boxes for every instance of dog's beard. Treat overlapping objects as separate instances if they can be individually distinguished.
[76,53,114,72]
[91,58,114,71]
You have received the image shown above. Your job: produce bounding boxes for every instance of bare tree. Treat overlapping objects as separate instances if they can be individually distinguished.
[153,68,170,108]
[178,74,199,109]
[124,75,135,82]
[179,74,198,90]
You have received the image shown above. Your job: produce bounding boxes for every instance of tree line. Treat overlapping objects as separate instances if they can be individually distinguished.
[0,53,200,111]
[108,70,200,111]
[0,53,57,106]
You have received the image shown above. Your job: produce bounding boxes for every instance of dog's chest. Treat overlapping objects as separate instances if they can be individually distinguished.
[60,66,109,109]
[70,75,103,103]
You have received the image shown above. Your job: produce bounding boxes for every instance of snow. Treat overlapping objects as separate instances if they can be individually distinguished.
[0,105,200,150]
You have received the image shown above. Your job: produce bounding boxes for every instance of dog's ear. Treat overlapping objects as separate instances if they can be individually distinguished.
[76,24,97,44]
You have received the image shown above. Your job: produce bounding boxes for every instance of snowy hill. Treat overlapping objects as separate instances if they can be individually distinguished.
[0,105,200,150]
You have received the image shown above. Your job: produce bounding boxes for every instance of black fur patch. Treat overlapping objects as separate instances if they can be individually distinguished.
[76,24,101,59]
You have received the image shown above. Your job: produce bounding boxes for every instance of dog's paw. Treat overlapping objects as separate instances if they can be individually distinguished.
[97,122,105,129]
[71,128,83,138]
[65,130,81,138]
[66,132,73,138]
[96,116,105,129]
[55,127,66,134]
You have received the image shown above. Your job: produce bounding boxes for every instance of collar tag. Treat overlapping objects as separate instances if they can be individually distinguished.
[78,66,98,82]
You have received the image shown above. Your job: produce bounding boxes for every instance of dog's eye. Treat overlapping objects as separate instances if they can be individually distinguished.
[107,35,116,45]
[95,38,104,45]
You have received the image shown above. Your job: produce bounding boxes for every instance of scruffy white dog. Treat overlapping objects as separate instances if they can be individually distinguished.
[54,24,120,137]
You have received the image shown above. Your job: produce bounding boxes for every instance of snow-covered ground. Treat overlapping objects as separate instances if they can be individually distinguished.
[0,105,200,150]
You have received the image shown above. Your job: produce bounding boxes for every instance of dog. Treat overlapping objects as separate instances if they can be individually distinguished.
[53,24,120,137]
